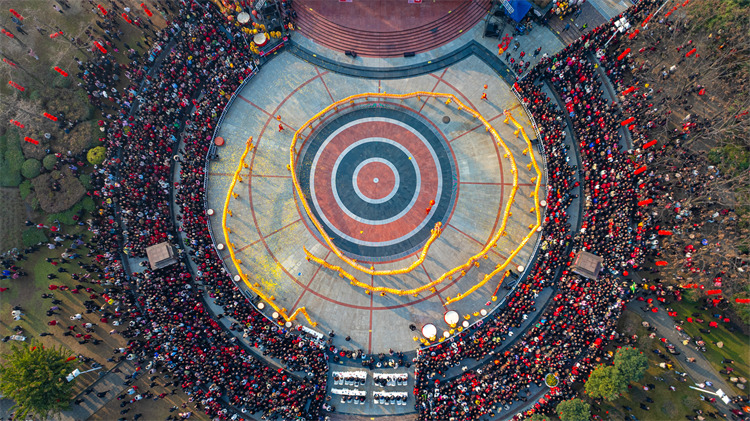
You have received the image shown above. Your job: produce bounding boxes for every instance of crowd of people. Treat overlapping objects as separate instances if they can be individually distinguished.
[77,0,326,419]
[413,0,672,419]
[3,0,746,419]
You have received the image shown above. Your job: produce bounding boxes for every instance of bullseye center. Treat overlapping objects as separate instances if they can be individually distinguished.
[352,159,399,204]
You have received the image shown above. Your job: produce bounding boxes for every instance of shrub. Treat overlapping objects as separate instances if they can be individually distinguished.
[47,201,83,226]
[42,154,58,170]
[79,173,91,190]
[22,228,48,247]
[51,74,73,89]
[0,131,24,187]
[81,196,95,212]
[19,180,33,199]
[21,158,42,179]
[86,146,106,166]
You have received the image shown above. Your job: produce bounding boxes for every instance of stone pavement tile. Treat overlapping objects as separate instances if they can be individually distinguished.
[57,361,136,421]
[450,132,503,184]
[450,182,504,245]
[246,55,321,115]
[318,71,382,101]
[247,176,297,235]
[589,0,630,20]
[379,75,442,97]
[419,98,487,142]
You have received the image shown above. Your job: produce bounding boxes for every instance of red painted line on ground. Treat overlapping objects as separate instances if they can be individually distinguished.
[238,94,299,132]
[419,68,448,113]
[315,67,335,102]
[448,111,505,143]
[251,174,292,178]
[447,223,509,261]
[235,219,302,253]
[290,250,332,311]
[421,263,447,309]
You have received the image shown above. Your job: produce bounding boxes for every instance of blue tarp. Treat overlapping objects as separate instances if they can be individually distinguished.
[502,0,532,22]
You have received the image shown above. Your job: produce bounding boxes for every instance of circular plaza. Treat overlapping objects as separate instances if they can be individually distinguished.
[205,52,546,353]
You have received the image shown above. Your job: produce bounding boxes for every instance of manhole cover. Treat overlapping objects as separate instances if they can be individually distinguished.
[442,116,450,124]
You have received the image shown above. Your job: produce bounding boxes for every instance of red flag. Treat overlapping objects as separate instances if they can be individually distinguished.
[8,80,24,91]
[141,3,153,16]
[621,116,635,126]
[43,113,58,122]
[638,198,653,206]
[24,137,39,145]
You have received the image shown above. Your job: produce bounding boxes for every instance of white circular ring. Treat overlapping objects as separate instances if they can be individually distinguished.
[351,158,400,204]
[309,117,445,247]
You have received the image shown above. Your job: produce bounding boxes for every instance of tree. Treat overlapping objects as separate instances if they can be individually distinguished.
[557,398,591,421]
[21,158,41,179]
[0,341,76,420]
[42,154,57,171]
[613,347,649,383]
[86,146,106,166]
[585,365,626,401]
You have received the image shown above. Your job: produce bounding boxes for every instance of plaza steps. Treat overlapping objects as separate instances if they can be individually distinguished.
[293,0,492,58]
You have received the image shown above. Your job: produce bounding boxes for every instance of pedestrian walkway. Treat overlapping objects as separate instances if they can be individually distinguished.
[58,360,136,421]
[626,297,736,414]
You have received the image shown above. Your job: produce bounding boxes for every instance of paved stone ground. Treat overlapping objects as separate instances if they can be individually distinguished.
[206,51,546,355]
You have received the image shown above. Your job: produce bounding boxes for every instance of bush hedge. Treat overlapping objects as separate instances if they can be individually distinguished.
[42,154,57,171]
[19,180,33,199]
[86,146,106,166]
[22,227,48,247]
[21,158,42,179]
[0,130,24,187]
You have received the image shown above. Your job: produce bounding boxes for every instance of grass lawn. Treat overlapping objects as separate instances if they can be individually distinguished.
[0,187,32,252]
[669,297,750,395]
[0,226,130,399]
[588,310,717,421]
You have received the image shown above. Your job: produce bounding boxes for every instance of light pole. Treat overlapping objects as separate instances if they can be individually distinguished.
[66,366,103,382]
[688,385,731,405]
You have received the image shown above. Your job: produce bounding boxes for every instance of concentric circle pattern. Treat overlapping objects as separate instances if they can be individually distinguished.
[296,105,458,262]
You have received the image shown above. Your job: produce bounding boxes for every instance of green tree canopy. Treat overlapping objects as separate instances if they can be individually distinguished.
[585,365,626,401]
[43,154,58,171]
[21,158,42,179]
[614,347,649,383]
[86,146,106,166]
[557,398,591,421]
[0,341,76,419]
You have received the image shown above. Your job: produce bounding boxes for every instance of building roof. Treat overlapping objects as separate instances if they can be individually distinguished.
[145,242,178,270]
[571,250,603,280]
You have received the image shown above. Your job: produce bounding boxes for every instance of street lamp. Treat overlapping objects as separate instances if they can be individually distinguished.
[66,366,102,382]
